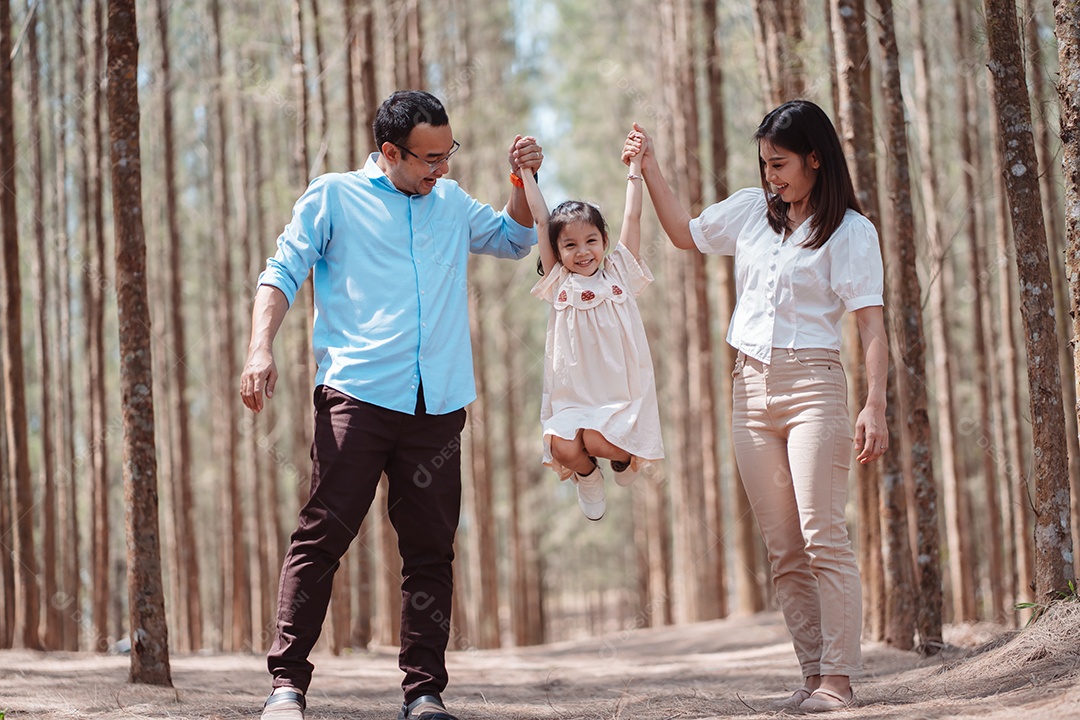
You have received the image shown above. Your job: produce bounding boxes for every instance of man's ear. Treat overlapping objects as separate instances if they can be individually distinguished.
[380,141,400,162]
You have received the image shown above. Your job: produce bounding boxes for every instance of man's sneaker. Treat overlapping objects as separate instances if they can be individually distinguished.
[574,464,606,520]
[398,694,460,719]
[610,457,638,486]
[261,688,305,720]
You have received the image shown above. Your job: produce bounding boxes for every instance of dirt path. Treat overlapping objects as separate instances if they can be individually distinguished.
[2,611,1077,719]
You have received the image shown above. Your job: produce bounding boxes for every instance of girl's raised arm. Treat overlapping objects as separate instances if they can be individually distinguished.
[519,170,557,275]
[619,148,644,259]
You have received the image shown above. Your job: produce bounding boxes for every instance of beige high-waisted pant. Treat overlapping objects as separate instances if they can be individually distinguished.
[732,348,862,677]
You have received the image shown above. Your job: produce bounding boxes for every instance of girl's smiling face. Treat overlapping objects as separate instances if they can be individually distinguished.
[557,220,606,276]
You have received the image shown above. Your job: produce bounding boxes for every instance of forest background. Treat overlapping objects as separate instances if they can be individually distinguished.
[0,0,1078,684]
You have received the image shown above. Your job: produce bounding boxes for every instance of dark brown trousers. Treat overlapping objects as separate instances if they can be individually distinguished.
[268,385,466,703]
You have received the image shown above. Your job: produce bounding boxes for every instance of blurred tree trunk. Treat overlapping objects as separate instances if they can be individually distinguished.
[985,0,1074,602]
[154,0,201,652]
[467,287,501,649]
[107,0,173,684]
[912,0,976,623]
[25,0,61,651]
[1027,0,1080,577]
[1058,0,1080,581]
[404,0,423,88]
[954,0,1006,622]
[702,0,729,619]
[989,82,1034,609]
[830,0,885,641]
[209,0,250,652]
[89,0,112,653]
[310,0,331,173]
[373,476,402,645]
[753,0,806,107]
[0,346,10,648]
[1,0,43,652]
[872,0,918,650]
[51,0,81,650]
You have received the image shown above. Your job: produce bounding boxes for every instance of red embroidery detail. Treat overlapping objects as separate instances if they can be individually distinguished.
[557,290,567,303]
[581,290,596,301]
[612,285,623,296]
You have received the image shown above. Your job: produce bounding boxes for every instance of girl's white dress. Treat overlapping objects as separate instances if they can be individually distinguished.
[531,244,664,479]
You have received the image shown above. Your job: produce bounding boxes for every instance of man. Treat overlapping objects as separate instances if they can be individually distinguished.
[240,90,543,720]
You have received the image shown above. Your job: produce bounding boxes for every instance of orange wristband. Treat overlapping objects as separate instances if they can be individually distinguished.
[509,172,524,188]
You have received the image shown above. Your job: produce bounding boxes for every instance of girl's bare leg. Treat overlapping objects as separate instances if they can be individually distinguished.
[581,429,631,464]
[550,430,596,474]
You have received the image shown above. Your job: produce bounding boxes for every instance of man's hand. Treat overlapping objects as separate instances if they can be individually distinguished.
[240,347,278,413]
[509,135,544,174]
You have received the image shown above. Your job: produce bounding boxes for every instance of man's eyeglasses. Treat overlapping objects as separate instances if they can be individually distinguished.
[394,139,460,172]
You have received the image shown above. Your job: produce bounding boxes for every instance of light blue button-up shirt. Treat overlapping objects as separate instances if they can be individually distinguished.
[257,153,536,415]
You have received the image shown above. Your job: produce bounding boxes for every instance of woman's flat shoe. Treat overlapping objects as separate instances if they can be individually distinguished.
[800,687,854,712]
[769,685,812,710]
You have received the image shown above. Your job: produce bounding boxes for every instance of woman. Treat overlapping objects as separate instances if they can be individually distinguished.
[623,100,888,712]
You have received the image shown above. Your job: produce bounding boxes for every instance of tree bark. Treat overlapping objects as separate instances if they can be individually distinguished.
[985,0,1074,602]
[912,0,977,623]
[955,0,1007,622]
[0,0,43,652]
[830,0,885,641]
[753,0,806,107]
[154,0,201,652]
[1028,0,1080,578]
[106,0,173,685]
[1058,0,1080,584]
[872,0,918,650]
[25,0,61,651]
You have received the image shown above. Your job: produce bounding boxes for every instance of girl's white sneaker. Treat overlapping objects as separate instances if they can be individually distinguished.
[574,465,606,520]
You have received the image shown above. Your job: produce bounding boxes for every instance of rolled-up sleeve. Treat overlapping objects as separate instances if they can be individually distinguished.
[689,187,767,256]
[831,215,884,311]
[257,176,335,306]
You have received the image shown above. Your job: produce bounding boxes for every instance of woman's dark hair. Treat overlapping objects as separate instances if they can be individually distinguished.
[753,100,859,250]
[373,91,449,149]
[537,201,609,275]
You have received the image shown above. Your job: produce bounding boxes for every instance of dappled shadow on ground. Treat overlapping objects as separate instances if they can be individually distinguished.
[1,607,1077,719]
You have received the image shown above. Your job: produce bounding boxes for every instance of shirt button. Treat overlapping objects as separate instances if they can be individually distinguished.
[422,323,427,328]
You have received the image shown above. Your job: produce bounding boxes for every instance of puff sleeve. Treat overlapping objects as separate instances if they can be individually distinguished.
[689,187,767,256]
[829,214,884,312]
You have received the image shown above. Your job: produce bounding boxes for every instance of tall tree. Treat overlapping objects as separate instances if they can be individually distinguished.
[912,0,976,622]
[984,0,1074,601]
[25,0,61,650]
[1060,0,1080,571]
[1,0,43,652]
[107,0,172,683]
[753,0,806,107]
[830,0,885,640]
[208,0,250,652]
[956,0,1006,621]
[154,0,201,652]
[873,0,918,650]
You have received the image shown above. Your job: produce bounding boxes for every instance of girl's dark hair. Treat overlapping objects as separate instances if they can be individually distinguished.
[373,91,449,149]
[537,201,609,275]
[753,100,860,250]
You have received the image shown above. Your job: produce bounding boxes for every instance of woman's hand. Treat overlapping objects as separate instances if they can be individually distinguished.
[854,403,888,464]
[622,123,653,166]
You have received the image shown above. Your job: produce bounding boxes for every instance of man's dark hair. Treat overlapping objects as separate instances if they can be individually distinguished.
[373,91,450,149]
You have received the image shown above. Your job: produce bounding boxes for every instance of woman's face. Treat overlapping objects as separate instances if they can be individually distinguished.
[759,140,819,214]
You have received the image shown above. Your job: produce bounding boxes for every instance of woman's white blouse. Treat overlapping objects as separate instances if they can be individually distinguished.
[689,187,884,364]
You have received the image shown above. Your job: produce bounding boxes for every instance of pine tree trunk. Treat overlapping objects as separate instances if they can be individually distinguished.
[25,0,60,651]
[310,0,331,173]
[0,348,10,647]
[154,0,202,652]
[830,0,885,641]
[89,0,112,652]
[985,0,1074,601]
[753,0,806,106]
[1028,0,1080,578]
[956,0,1007,621]
[872,0,920,650]
[106,0,173,685]
[0,0,43,652]
[51,0,81,650]
[912,0,977,623]
[467,284,500,649]
[1058,0,1080,584]
[703,0,729,619]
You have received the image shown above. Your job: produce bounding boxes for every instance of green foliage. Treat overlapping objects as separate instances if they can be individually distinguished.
[1015,580,1079,625]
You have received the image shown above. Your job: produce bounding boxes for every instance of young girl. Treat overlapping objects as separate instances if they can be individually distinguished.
[518,142,664,521]
[625,101,887,711]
